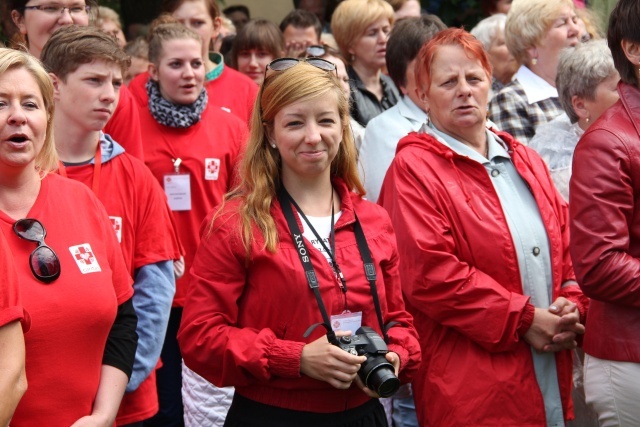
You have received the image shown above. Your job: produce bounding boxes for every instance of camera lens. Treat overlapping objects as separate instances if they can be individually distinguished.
[359,355,400,398]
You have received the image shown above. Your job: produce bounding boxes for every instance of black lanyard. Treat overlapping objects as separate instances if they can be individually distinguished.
[277,187,390,344]
[286,191,348,295]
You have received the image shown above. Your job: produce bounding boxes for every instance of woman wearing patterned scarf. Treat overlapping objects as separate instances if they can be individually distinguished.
[137,20,248,426]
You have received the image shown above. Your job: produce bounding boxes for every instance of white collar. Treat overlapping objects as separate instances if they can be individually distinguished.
[397,96,427,124]
[515,65,558,105]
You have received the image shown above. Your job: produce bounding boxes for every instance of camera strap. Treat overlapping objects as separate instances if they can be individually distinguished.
[352,212,389,343]
[277,187,389,344]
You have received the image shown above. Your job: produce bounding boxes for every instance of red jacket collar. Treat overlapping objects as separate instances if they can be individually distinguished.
[618,81,640,138]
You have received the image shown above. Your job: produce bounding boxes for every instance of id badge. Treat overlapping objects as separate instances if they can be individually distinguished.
[164,173,191,211]
[331,311,362,333]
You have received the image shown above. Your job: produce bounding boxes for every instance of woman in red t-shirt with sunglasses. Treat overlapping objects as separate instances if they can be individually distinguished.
[0,48,137,427]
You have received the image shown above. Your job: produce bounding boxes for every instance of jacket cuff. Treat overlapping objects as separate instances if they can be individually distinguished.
[517,303,535,336]
[268,339,305,378]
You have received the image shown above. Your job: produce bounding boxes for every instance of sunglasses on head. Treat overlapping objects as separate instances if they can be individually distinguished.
[264,57,337,81]
[13,218,61,284]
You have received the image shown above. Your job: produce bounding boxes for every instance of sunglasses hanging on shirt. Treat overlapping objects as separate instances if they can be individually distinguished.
[13,218,61,284]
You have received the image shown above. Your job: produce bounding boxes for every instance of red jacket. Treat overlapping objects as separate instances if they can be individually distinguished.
[570,82,640,362]
[379,128,587,426]
[178,179,421,413]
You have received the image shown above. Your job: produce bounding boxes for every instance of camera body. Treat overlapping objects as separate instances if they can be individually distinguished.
[334,326,400,397]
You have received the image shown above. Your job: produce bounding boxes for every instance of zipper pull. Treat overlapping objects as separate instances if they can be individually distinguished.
[337,269,347,292]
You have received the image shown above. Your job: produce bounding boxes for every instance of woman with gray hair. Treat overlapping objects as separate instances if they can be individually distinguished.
[471,14,519,98]
[489,0,581,144]
[529,40,619,201]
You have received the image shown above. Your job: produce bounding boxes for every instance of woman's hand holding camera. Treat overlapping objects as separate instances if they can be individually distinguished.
[300,331,366,390]
[355,351,400,398]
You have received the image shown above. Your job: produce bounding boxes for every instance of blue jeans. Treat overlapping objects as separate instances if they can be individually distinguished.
[391,384,419,427]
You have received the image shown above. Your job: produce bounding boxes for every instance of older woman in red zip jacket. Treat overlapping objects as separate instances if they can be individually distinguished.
[379,28,588,427]
[570,0,640,425]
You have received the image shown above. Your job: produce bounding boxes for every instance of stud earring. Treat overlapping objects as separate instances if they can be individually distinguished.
[585,116,590,124]
[531,58,538,66]
[271,143,276,149]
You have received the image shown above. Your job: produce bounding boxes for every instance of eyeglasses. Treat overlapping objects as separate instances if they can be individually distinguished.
[264,57,337,81]
[305,45,326,58]
[22,4,91,16]
[13,218,61,284]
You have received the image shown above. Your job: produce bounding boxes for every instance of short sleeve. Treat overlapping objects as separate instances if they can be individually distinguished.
[0,229,30,331]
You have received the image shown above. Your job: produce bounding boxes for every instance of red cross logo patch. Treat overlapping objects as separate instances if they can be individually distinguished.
[205,158,220,181]
[68,243,102,274]
[109,216,123,243]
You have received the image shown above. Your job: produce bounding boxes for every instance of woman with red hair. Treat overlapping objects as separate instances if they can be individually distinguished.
[378,28,588,426]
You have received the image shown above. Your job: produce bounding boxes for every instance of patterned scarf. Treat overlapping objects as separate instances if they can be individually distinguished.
[146,79,208,128]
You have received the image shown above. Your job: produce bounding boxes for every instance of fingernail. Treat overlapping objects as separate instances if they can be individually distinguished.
[550,305,558,311]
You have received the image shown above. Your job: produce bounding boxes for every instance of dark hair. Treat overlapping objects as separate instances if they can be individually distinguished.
[231,19,284,68]
[41,25,130,80]
[279,9,322,41]
[223,5,250,18]
[480,0,501,16]
[607,0,640,86]
[161,0,220,19]
[386,14,446,89]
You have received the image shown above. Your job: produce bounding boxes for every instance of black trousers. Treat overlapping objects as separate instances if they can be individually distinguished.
[144,307,184,427]
[224,393,388,427]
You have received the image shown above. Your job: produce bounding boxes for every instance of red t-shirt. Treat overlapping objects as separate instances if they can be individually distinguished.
[4,174,133,427]
[0,229,28,330]
[105,85,145,160]
[129,66,258,124]
[140,104,247,306]
[61,150,181,424]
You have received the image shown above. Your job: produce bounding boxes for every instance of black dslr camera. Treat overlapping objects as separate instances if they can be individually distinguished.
[334,326,400,398]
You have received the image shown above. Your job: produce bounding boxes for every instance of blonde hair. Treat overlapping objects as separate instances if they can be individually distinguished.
[0,48,57,175]
[331,0,395,64]
[97,6,122,29]
[220,62,363,255]
[505,0,575,64]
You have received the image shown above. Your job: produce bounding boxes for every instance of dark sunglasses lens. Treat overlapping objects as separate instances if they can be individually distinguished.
[306,45,325,57]
[14,219,45,241]
[307,58,336,72]
[31,246,60,283]
[269,58,300,71]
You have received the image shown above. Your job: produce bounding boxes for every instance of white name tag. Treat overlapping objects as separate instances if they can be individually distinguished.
[331,311,362,333]
[164,173,191,211]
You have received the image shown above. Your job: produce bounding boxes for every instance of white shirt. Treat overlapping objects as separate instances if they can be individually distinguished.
[359,96,427,202]
[514,65,558,105]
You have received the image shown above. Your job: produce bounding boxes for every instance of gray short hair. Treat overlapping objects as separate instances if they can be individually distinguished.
[470,13,507,51]
[556,40,616,123]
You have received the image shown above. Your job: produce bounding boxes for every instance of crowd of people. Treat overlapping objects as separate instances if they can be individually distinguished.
[1,0,639,426]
